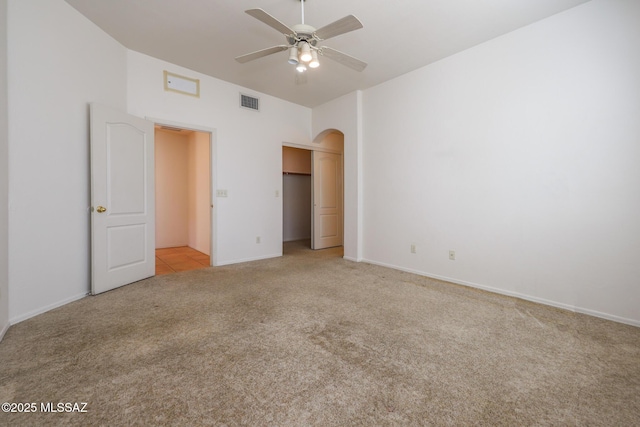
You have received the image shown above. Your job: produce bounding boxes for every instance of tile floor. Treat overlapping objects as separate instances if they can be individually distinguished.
[156,246,210,275]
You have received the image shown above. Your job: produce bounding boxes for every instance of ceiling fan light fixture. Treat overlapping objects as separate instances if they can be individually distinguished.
[299,42,312,62]
[237,6,367,73]
[287,46,299,65]
[309,49,319,68]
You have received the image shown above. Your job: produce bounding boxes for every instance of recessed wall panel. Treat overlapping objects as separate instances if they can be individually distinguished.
[319,158,337,209]
[320,214,338,238]
[107,123,146,215]
[108,224,146,269]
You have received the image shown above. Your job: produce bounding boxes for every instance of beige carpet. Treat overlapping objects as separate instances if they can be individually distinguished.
[1,240,639,426]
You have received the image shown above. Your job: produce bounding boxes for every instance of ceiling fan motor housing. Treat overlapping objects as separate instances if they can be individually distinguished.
[291,24,317,46]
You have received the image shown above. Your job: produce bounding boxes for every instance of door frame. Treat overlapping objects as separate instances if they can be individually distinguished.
[149,117,218,266]
[282,142,344,250]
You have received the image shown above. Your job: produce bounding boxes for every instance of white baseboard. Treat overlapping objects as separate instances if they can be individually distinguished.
[362,258,640,328]
[9,292,89,325]
[0,321,9,342]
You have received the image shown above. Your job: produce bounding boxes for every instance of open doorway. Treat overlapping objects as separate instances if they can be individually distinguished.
[154,125,211,274]
[283,147,312,246]
[283,130,344,251]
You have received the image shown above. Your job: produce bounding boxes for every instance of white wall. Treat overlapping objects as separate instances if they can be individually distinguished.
[361,0,640,325]
[7,0,127,322]
[127,51,311,265]
[312,91,363,261]
[187,131,210,255]
[155,129,190,248]
[0,0,9,340]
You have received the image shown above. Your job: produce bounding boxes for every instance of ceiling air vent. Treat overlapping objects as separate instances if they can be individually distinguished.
[240,93,260,111]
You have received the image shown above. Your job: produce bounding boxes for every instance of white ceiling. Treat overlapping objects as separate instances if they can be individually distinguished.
[64,0,590,108]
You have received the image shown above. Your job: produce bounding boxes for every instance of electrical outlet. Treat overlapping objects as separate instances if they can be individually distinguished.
[449,250,456,260]
[216,189,228,197]
[256,236,261,244]
[410,244,416,254]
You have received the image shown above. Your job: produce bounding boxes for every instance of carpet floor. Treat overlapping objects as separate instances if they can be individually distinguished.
[1,240,639,426]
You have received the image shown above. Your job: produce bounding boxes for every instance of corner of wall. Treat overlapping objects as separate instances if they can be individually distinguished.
[355,90,364,262]
[311,91,362,261]
[0,0,10,340]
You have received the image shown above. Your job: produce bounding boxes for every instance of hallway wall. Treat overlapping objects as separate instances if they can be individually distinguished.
[155,129,189,248]
[187,131,211,255]
[7,0,127,322]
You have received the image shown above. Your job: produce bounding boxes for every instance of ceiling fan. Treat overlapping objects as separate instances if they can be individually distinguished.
[235,0,367,73]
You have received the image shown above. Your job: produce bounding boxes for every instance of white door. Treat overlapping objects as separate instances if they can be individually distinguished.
[90,103,155,295]
[312,151,343,249]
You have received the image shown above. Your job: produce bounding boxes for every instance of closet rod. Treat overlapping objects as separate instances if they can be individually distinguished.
[283,172,311,176]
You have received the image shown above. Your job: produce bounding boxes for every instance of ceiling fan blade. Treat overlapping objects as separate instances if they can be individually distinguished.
[245,9,295,36]
[314,15,363,41]
[319,46,367,72]
[235,45,288,63]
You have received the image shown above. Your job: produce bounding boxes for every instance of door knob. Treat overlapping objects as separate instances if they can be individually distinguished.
[96,206,107,213]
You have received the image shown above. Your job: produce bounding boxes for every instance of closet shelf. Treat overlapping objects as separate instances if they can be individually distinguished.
[283,172,311,176]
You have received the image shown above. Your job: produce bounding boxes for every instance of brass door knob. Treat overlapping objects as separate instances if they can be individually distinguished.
[96,206,107,213]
